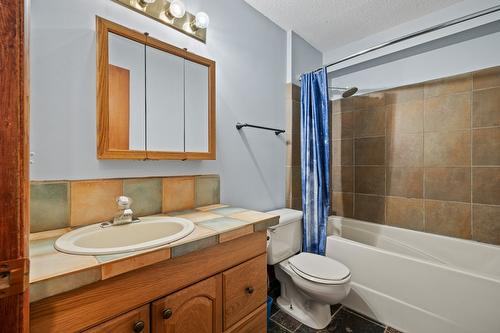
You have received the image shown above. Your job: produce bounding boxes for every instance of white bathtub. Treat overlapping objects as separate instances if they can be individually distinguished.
[325,216,500,333]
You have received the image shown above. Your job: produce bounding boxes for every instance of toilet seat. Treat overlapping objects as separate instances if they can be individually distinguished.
[288,252,350,285]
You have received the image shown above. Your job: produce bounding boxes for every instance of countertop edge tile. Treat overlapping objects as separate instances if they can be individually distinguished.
[254,215,280,231]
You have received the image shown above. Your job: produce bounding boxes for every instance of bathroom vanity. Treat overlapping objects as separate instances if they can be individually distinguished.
[29,207,277,333]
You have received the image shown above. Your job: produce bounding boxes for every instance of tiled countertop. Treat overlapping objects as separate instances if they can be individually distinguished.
[29,204,278,302]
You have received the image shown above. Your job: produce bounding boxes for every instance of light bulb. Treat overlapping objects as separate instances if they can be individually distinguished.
[193,12,209,29]
[168,0,186,19]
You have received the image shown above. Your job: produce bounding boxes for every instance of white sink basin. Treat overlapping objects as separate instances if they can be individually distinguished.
[55,217,194,255]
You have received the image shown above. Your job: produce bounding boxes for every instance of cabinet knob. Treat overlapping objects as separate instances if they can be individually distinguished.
[245,286,254,294]
[133,320,145,333]
[162,308,173,319]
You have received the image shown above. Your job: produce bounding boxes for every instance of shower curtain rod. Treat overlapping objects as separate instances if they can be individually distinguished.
[303,4,500,76]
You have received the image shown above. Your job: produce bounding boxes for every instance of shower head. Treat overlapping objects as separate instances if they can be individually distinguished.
[329,86,359,98]
[341,87,358,98]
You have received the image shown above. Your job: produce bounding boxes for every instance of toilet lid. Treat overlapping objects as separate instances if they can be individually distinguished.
[288,253,350,284]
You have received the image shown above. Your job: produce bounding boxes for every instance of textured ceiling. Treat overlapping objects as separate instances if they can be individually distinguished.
[244,0,463,52]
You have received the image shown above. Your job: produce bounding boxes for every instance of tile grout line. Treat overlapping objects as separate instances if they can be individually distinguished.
[352,109,356,218]
[422,90,426,232]
[384,97,387,225]
[470,84,474,241]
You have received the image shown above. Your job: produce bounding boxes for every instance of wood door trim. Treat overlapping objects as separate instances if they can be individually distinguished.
[0,0,30,331]
[0,258,29,299]
[30,231,266,332]
[108,64,130,150]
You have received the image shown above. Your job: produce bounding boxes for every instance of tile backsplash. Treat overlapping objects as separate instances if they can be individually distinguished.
[331,65,500,246]
[30,175,220,233]
[70,179,122,227]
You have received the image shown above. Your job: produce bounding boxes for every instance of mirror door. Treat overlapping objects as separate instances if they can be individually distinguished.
[185,59,209,153]
[145,45,184,153]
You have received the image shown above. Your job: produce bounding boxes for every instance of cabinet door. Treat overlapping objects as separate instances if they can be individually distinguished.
[84,304,149,333]
[152,275,222,333]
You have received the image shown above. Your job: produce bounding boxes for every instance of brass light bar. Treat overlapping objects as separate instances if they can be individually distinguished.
[112,0,208,43]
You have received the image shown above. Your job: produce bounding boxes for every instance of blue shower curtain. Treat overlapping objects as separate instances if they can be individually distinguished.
[300,68,330,255]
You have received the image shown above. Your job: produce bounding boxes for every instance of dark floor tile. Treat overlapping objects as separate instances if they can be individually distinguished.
[296,308,385,333]
[331,308,386,333]
[330,304,342,316]
[341,308,385,326]
[270,302,280,316]
[296,323,331,333]
[268,320,292,333]
[271,310,302,331]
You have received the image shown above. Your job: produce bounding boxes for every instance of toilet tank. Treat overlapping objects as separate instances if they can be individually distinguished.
[266,209,303,265]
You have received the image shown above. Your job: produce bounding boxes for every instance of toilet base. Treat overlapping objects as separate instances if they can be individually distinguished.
[276,295,332,330]
[275,263,332,329]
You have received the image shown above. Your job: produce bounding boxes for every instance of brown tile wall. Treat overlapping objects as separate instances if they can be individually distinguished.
[285,84,302,210]
[330,66,500,246]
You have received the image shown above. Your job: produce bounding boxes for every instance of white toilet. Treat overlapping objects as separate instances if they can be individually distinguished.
[266,209,351,329]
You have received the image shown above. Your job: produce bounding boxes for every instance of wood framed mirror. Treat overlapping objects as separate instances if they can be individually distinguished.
[96,17,216,160]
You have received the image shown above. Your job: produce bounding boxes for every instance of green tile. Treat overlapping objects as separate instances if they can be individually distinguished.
[123,178,162,217]
[195,175,220,207]
[30,182,69,233]
[30,267,101,303]
[172,235,218,257]
[198,217,247,232]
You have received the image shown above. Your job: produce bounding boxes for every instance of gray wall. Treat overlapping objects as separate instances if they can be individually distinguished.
[290,31,322,85]
[326,0,500,96]
[30,0,287,211]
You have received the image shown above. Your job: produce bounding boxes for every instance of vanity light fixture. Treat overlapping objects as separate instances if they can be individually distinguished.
[191,11,209,31]
[113,0,209,43]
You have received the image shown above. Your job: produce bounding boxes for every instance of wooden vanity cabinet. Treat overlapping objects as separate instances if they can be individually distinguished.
[84,304,150,333]
[31,232,268,333]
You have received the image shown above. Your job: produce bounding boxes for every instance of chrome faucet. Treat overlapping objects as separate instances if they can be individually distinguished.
[113,196,135,225]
